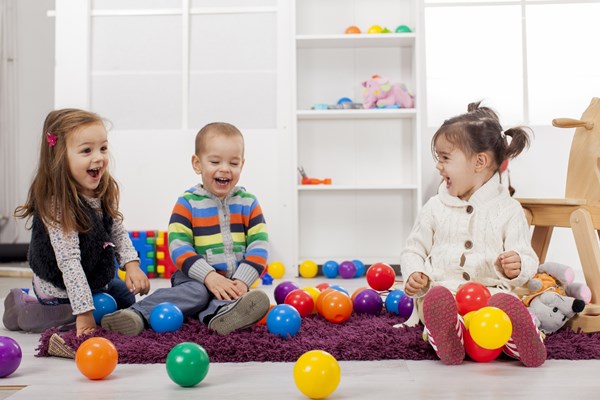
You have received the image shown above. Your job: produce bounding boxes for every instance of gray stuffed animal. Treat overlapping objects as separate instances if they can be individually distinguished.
[522,262,591,335]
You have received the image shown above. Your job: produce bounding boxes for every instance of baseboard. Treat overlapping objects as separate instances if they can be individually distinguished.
[0,243,28,262]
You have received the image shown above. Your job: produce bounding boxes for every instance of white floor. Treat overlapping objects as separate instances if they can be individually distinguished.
[1,264,600,399]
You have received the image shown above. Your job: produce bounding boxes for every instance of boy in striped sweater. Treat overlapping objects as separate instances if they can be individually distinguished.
[102,122,270,336]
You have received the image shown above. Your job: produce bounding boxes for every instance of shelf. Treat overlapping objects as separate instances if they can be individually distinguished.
[297,184,418,191]
[296,33,415,49]
[297,108,416,120]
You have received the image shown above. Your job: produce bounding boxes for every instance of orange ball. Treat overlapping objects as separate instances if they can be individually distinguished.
[257,304,275,326]
[316,288,336,315]
[320,291,353,324]
[75,337,118,380]
[345,25,361,34]
[351,286,368,302]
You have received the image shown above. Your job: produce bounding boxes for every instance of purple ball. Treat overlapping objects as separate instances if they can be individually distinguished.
[398,295,414,319]
[274,281,299,304]
[338,261,357,279]
[0,336,22,378]
[353,288,383,315]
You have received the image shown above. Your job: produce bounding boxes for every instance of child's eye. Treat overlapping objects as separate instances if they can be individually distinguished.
[82,148,91,154]
[101,146,108,152]
[210,161,219,165]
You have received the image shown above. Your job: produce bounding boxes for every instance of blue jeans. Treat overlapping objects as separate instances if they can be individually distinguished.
[36,277,135,310]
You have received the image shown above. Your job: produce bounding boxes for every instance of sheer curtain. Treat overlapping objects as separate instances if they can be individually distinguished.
[0,0,18,243]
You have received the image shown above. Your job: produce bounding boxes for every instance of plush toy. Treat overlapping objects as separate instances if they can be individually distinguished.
[361,75,414,109]
[522,262,591,334]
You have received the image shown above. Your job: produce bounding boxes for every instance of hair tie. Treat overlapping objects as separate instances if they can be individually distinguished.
[46,132,57,147]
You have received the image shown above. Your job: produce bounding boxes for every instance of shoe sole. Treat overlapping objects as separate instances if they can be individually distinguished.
[48,333,75,359]
[488,293,546,367]
[209,291,270,335]
[423,286,465,365]
[101,310,144,336]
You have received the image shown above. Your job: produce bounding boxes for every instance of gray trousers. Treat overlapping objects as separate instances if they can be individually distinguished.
[131,270,232,325]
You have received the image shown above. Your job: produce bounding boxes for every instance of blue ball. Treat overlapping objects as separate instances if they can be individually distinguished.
[266,304,301,338]
[385,289,405,314]
[92,293,117,324]
[322,260,339,278]
[150,302,184,333]
[328,284,349,296]
[352,259,366,277]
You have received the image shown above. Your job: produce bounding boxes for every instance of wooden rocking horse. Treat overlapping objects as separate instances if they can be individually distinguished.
[517,97,600,333]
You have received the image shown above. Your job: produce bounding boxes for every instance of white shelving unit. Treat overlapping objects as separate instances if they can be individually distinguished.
[292,0,422,269]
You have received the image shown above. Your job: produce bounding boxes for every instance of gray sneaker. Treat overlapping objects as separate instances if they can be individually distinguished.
[208,290,270,335]
[101,309,145,336]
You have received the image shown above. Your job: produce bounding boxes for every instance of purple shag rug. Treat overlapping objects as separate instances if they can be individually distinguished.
[35,314,600,364]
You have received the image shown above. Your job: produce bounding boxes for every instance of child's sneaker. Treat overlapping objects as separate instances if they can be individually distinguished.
[422,286,465,365]
[208,290,270,335]
[488,292,546,367]
[101,309,145,336]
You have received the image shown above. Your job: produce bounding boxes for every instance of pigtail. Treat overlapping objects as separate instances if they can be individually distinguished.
[503,127,533,160]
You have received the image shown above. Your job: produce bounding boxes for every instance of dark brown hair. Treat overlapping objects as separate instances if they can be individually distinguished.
[14,108,122,233]
[194,122,244,156]
[431,101,532,171]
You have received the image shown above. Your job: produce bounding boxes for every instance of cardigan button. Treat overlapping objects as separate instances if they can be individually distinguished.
[466,205,473,214]
[464,240,473,249]
[462,272,471,281]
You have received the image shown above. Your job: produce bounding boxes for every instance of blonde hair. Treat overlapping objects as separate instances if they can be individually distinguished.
[194,122,244,156]
[14,108,122,233]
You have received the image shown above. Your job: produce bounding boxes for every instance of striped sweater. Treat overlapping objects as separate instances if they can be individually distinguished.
[168,185,269,289]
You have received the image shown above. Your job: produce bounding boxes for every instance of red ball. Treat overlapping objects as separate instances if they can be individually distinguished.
[455,282,491,315]
[366,263,396,291]
[315,282,331,291]
[284,289,315,318]
[320,291,353,324]
[464,328,502,362]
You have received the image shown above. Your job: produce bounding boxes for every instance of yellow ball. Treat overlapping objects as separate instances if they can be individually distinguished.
[268,261,285,279]
[299,260,318,278]
[469,306,512,350]
[294,350,340,399]
[117,269,127,281]
[251,278,260,288]
[463,310,476,330]
[302,286,321,313]
[368,25,383,34]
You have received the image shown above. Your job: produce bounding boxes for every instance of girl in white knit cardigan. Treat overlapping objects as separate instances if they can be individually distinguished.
[400,102,546,367]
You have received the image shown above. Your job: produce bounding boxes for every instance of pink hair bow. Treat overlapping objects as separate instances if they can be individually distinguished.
[46,132,57,147]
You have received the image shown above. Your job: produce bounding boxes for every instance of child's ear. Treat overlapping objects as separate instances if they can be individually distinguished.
[191,154,202,175]
[474,152,491,171]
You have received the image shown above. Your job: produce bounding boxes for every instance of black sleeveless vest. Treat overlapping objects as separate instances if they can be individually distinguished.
[28,201,116,290]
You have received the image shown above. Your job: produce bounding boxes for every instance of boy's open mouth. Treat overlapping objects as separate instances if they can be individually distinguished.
[215,177,230,185]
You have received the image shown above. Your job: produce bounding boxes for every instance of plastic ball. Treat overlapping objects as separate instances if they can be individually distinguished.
[328,284,349,296]
[322,260,339,279]
[257,304,275,326]
[302,286,321,313]
[353,288,383,315]
[117,269,127,281]
[455,282,491,315]
[92,292,118,324]
[338,261,357,279]
[274,281,300,304]
[299,260,318,278]
[315,282,331,291]
[397,295,414,319]
[337,97,352,104]
[344,25,361,34]
[368,25,383,34]
[166,342,210,387]
[150,302,184,333]
[284,289,315,318]
[395,24,412,33]
[385,289,405,314]
[463,311,476,330]
[350,286,368,302]
[0,336,22,378]
[320,291,353,324]
[266,304,302,338]
[75,337,118,380]
[464,329,502,363]
[469,307,512,350]
[316,288,337,315]
[268,261,286,279]
[366,263,396,291]
[294,350,341,399]
[352,259,366,277]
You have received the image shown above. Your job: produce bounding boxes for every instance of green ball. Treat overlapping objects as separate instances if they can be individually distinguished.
[395,24,412,33]
[166,342,210,387]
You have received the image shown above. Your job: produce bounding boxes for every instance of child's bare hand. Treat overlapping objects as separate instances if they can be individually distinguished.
[76,311,96,337]
[497,251,521,279]
[404,272,429,296]
[232,279,249,295]
[205,272,243,300]
[124,262,151,295]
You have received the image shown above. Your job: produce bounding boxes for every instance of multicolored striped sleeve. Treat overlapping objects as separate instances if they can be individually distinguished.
[232,195,269,287]
[168,194,213,281]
